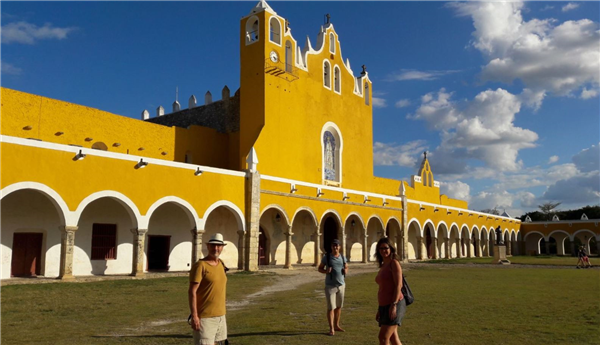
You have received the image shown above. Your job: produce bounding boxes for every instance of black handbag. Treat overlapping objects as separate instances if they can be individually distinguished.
[401,275,414,306]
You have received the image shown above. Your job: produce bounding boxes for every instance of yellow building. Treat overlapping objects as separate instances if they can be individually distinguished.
[12,0,592,281]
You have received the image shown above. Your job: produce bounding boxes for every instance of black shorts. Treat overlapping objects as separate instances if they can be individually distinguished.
[378,299,406,327]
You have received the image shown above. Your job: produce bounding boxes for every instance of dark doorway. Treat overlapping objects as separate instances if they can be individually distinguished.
[472,234,478,257]
[425,228,432,258]
[549,237,557,255]
[147,235,170,271]
[323,217,338,254]
[540,239,547,254]
[259,226,268,265]
[11,233,43,277]
[385,224,390,238]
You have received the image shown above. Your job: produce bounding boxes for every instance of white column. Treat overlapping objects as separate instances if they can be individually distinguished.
[59,225,78,280]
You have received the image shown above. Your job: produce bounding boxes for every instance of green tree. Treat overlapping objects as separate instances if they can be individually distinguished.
[480,207,501,215]
[538,202,561,221]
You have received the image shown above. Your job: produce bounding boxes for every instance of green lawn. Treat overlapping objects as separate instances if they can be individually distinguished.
[2,267,599,345]
[425,255,592,266]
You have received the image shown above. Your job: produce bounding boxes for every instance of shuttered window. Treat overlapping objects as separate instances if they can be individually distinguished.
[91,223,117,260]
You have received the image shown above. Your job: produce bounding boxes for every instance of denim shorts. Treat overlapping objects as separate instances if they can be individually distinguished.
[378,299,406,327]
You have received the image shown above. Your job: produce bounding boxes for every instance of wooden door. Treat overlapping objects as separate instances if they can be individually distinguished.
[11,233,43,277]
[258,227,268,265]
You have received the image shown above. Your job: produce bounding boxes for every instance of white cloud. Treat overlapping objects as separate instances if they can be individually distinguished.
[373,140,428,167]
[469,190,515,212]
[547,155,559,164]
[395,99,411,108]
[540,5,554,11]
[440,180,471,202]
[450,1,599,99]
[387,69,459,81]
[541,171,600,204]
[411,88,538,172]
[581,88,599,99]
[1,21,76,44]
[572,143,600,173]
[1,60,22,75]
[372,97,387,108]
[562,3,580,12]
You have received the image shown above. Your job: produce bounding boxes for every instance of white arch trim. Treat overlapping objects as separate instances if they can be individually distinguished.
[201,200,246,232]
[547,230,572,241]
[407,218,423,237]
[386,216,402,229]
[422,219,436,238]
[74,190,142,228]
[1,182,71,225]
[143,196,200,230]
[523,231,546,240]
[449,223,461,239]
[436,221,449,238]
[344,212,366,230]
[572,229,597,241]
[366,215,385,232]
[291,207,319,228]
[260,204,291,226]
[320,209,343,229]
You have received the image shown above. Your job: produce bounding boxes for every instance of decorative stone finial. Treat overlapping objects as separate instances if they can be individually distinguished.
[141,110,150,120]
[247,147,259,172]
[173,100,181,112]
[424,151,427,159]
[189,95,197,109]
[157,106,164,117]
[399,182,405,196]
[325,13,331,24]
[222,86,230,100]
[205,91,212,105]
[361,65,367,75]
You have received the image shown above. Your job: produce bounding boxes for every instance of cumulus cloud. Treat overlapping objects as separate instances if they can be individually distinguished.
[450,1,599,98]
[387,69,459,81]
[562,3,580,12]
[572,143,600,172]
[373,140,428,167]
[440,180,471,201]
[1,21,76,44]
[547,155,559,164]
[581,88,599,99]
[395,99,411,108]
[541,171,600,204]
[1,60,22,75]
[469,190,515,212]
[410,88,538,172]
[372,97,387,108]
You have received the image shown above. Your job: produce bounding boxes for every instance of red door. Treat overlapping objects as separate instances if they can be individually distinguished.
[11,233,43,277]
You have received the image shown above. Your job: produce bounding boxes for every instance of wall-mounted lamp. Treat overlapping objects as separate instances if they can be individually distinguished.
[317,188,324,197]
[434,208,439,212]
[342,192,350,201]
[73,149,86,161]
[55,131,64,136]
[85,137,93,142]
[290,184,298,193]
[363,195,371,203]
[138,147,145,151]
[383,199,389,206]
[419,204,425,211]
[447,209,452,215]
[351,220,356,227]
[112,143,121,147]
[136,158,149,169]
[458,212,464,216]
[22,126,32,130]
[479,215,483,218]
[275,213,281,222]
[161,151,168,156]
[194,167,203,176]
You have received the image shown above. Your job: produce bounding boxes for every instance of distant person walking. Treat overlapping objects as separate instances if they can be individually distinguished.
[375,237,406,345]
[576,246,592,269]
[188,233,229,345]
[318,239,348,336]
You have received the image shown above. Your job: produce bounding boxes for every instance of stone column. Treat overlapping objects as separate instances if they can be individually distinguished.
[466,239,472,258]
[131,228,148,277]
[483,241,489,257]
[401,195,409,263]
[284,226,293,269]
[313,229,321,266]
[417,237,425,260]
[59,225,78,280]
[507,239,512,256]
[396,234,403,261]
[341,231,347,257]
[455,238,461,258]
[432,238,439,259]
[191,228,204,264]
[570,241,576,256]
[237,230,245,270]
[444,238,450,259]
[544,241,550,255]
[244,170,261,271]
[362,233,369,263]
[476,239,482,257]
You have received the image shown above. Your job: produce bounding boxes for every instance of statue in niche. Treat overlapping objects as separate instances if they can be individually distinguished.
[324,131,336,181]
[495,226,504,245]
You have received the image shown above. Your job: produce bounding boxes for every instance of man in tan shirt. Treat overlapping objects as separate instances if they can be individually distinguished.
[188,233,228,345]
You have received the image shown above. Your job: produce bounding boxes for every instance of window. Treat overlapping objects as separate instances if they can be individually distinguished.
[92,142,108,151]
[334,66,341,93]
[269,17,281,44]
[323,61,331,89]
[322,123,343,184]
[91,223,117,260]
[246,17,259,45]
[329,33,335,53]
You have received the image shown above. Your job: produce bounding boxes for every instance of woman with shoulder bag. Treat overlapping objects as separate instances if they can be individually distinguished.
[375,237,406,345]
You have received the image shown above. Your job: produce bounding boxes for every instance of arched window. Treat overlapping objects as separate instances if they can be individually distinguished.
[365,83,370,105]
[329,33,335,53]
[322,123,343,184]
[323,61,331,89]
[91,142,108,151]
[269,17,281,45]
[246,17,259,45]
[285,40,292,72]
[334,66,341,93]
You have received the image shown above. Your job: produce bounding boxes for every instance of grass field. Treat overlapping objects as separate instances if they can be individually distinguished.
[424,255,593,266]
[2,266,598,345]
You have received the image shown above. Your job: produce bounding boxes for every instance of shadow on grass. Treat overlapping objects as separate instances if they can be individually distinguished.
[229,331,324,337]
[92,334,191,339]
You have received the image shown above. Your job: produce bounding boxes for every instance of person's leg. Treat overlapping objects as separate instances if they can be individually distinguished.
[325,286,335,335]
[379,325,397,345]
[391,328,402,345]
[214,316,227,345]
[334,308,344,331]
[334,285,345,332]
[327,309,334,335]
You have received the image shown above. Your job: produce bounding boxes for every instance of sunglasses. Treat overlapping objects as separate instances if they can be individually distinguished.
[379,246,391,251]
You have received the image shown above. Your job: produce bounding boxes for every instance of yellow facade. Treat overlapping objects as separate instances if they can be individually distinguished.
[15,1,595,281]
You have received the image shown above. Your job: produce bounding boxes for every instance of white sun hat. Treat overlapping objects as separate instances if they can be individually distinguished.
[207,233,227,245]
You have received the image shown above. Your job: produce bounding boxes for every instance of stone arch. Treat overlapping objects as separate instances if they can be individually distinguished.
[201,200,245,233]
[449,224,460,258]
[572,229,596,254]
[290,207,318,264]
[269,16,281,45]
[204,204,246,268]
[471,226,481,257]
[366,215,385,261]
[460,225,471,257]
[245,16,259,44]
[74,191,141,228]
[480,227,489,257]
[1,182,70,225]
[321,122,343,184]
[320,210,343,255]
[548,230,571,256]
[423,220,436,259]
[259,205,291,266]
[1,186,67,279]
[524,231,545,255]
[406,219,422,260]
[344,213,366,262]
[386,217,402,259]
[436,221,449,259]
[144,196,200,230]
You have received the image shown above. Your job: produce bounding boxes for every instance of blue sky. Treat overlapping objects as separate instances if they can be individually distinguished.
[2,1,599,217]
